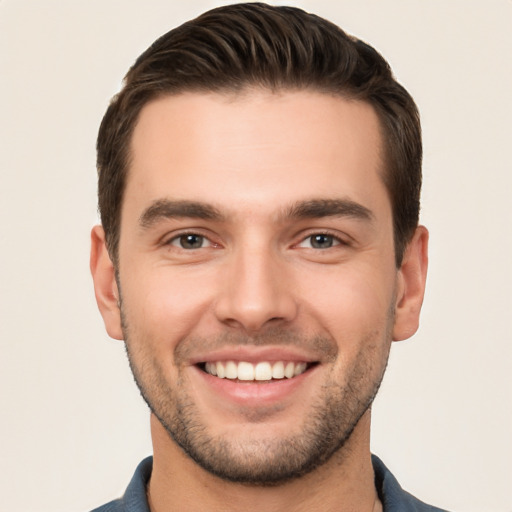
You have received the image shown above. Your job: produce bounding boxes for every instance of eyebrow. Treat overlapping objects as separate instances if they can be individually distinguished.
[138,197,374,230]
[139,199,225,228]
[281,198,374,222]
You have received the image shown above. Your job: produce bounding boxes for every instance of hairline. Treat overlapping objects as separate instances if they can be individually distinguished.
[114,85,396,248]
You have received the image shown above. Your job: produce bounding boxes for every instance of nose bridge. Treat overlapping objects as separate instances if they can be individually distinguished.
[214,235,297,331]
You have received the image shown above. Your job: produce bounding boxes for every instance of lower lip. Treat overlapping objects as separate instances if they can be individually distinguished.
[192,365,317,406]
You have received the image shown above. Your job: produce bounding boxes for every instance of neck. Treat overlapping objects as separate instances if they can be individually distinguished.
[147,412,379,512]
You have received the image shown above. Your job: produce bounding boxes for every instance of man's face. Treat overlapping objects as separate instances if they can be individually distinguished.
[93,90,424,484]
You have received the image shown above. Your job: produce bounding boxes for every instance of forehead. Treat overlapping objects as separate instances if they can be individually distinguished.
[125,90,388,220]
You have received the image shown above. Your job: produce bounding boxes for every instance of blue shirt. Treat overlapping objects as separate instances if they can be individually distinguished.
[91,455,450,511]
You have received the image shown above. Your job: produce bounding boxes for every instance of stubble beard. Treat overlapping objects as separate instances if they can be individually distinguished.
[121,309,392,486]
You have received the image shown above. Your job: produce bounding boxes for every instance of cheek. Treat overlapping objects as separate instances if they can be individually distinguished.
[120,267,216,350]
[296,262,396,341]
[301,266,395,389]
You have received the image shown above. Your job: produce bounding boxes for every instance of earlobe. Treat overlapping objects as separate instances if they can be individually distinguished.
[392,226,429,342]
[90,225,124,340]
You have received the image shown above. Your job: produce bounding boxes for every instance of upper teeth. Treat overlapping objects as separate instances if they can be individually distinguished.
[204,361,307,381]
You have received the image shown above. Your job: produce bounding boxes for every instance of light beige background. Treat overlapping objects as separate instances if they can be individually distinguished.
[1,1,511,511]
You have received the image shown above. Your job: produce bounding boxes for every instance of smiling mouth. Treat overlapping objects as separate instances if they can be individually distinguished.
[199,360,317,382]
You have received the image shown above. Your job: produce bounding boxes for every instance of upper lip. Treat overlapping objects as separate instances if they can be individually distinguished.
[188,345,321,365]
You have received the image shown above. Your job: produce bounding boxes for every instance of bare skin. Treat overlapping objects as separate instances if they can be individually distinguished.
[148,412,377,512]
[91,90,428,512]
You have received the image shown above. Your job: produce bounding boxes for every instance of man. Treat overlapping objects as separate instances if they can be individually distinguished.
[90,3,444,511]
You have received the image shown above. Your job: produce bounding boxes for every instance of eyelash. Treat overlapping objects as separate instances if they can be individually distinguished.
[164,231,348,251]
[166,232,215,250]
[296,231,349,250]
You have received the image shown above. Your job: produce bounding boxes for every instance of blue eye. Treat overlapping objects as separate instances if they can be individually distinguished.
[298,233,341,249]
[310,234,335,249]
[171,234,207,249]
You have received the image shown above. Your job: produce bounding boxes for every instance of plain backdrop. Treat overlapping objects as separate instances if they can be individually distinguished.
[1,1,511,511]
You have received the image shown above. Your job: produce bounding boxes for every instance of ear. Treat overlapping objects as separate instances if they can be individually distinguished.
[392,225,429,341]
[90,225,123,340]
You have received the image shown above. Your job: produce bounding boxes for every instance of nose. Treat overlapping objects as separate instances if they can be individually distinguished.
[214,245,298,332]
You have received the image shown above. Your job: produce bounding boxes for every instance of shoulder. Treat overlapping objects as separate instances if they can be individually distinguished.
[90,502,123,512]
[372,455,451,512]
[91,454,450,512]
[89,457,153,512]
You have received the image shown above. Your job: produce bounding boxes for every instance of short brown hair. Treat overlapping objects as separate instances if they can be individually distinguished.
[97,2,422,267]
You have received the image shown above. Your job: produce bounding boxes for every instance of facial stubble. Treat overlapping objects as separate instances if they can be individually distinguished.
[120,306,393,486]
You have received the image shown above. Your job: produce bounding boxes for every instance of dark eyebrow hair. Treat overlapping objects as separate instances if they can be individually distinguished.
[139,197,373,229]
[282,198,374,222]
[139,199,224,228]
